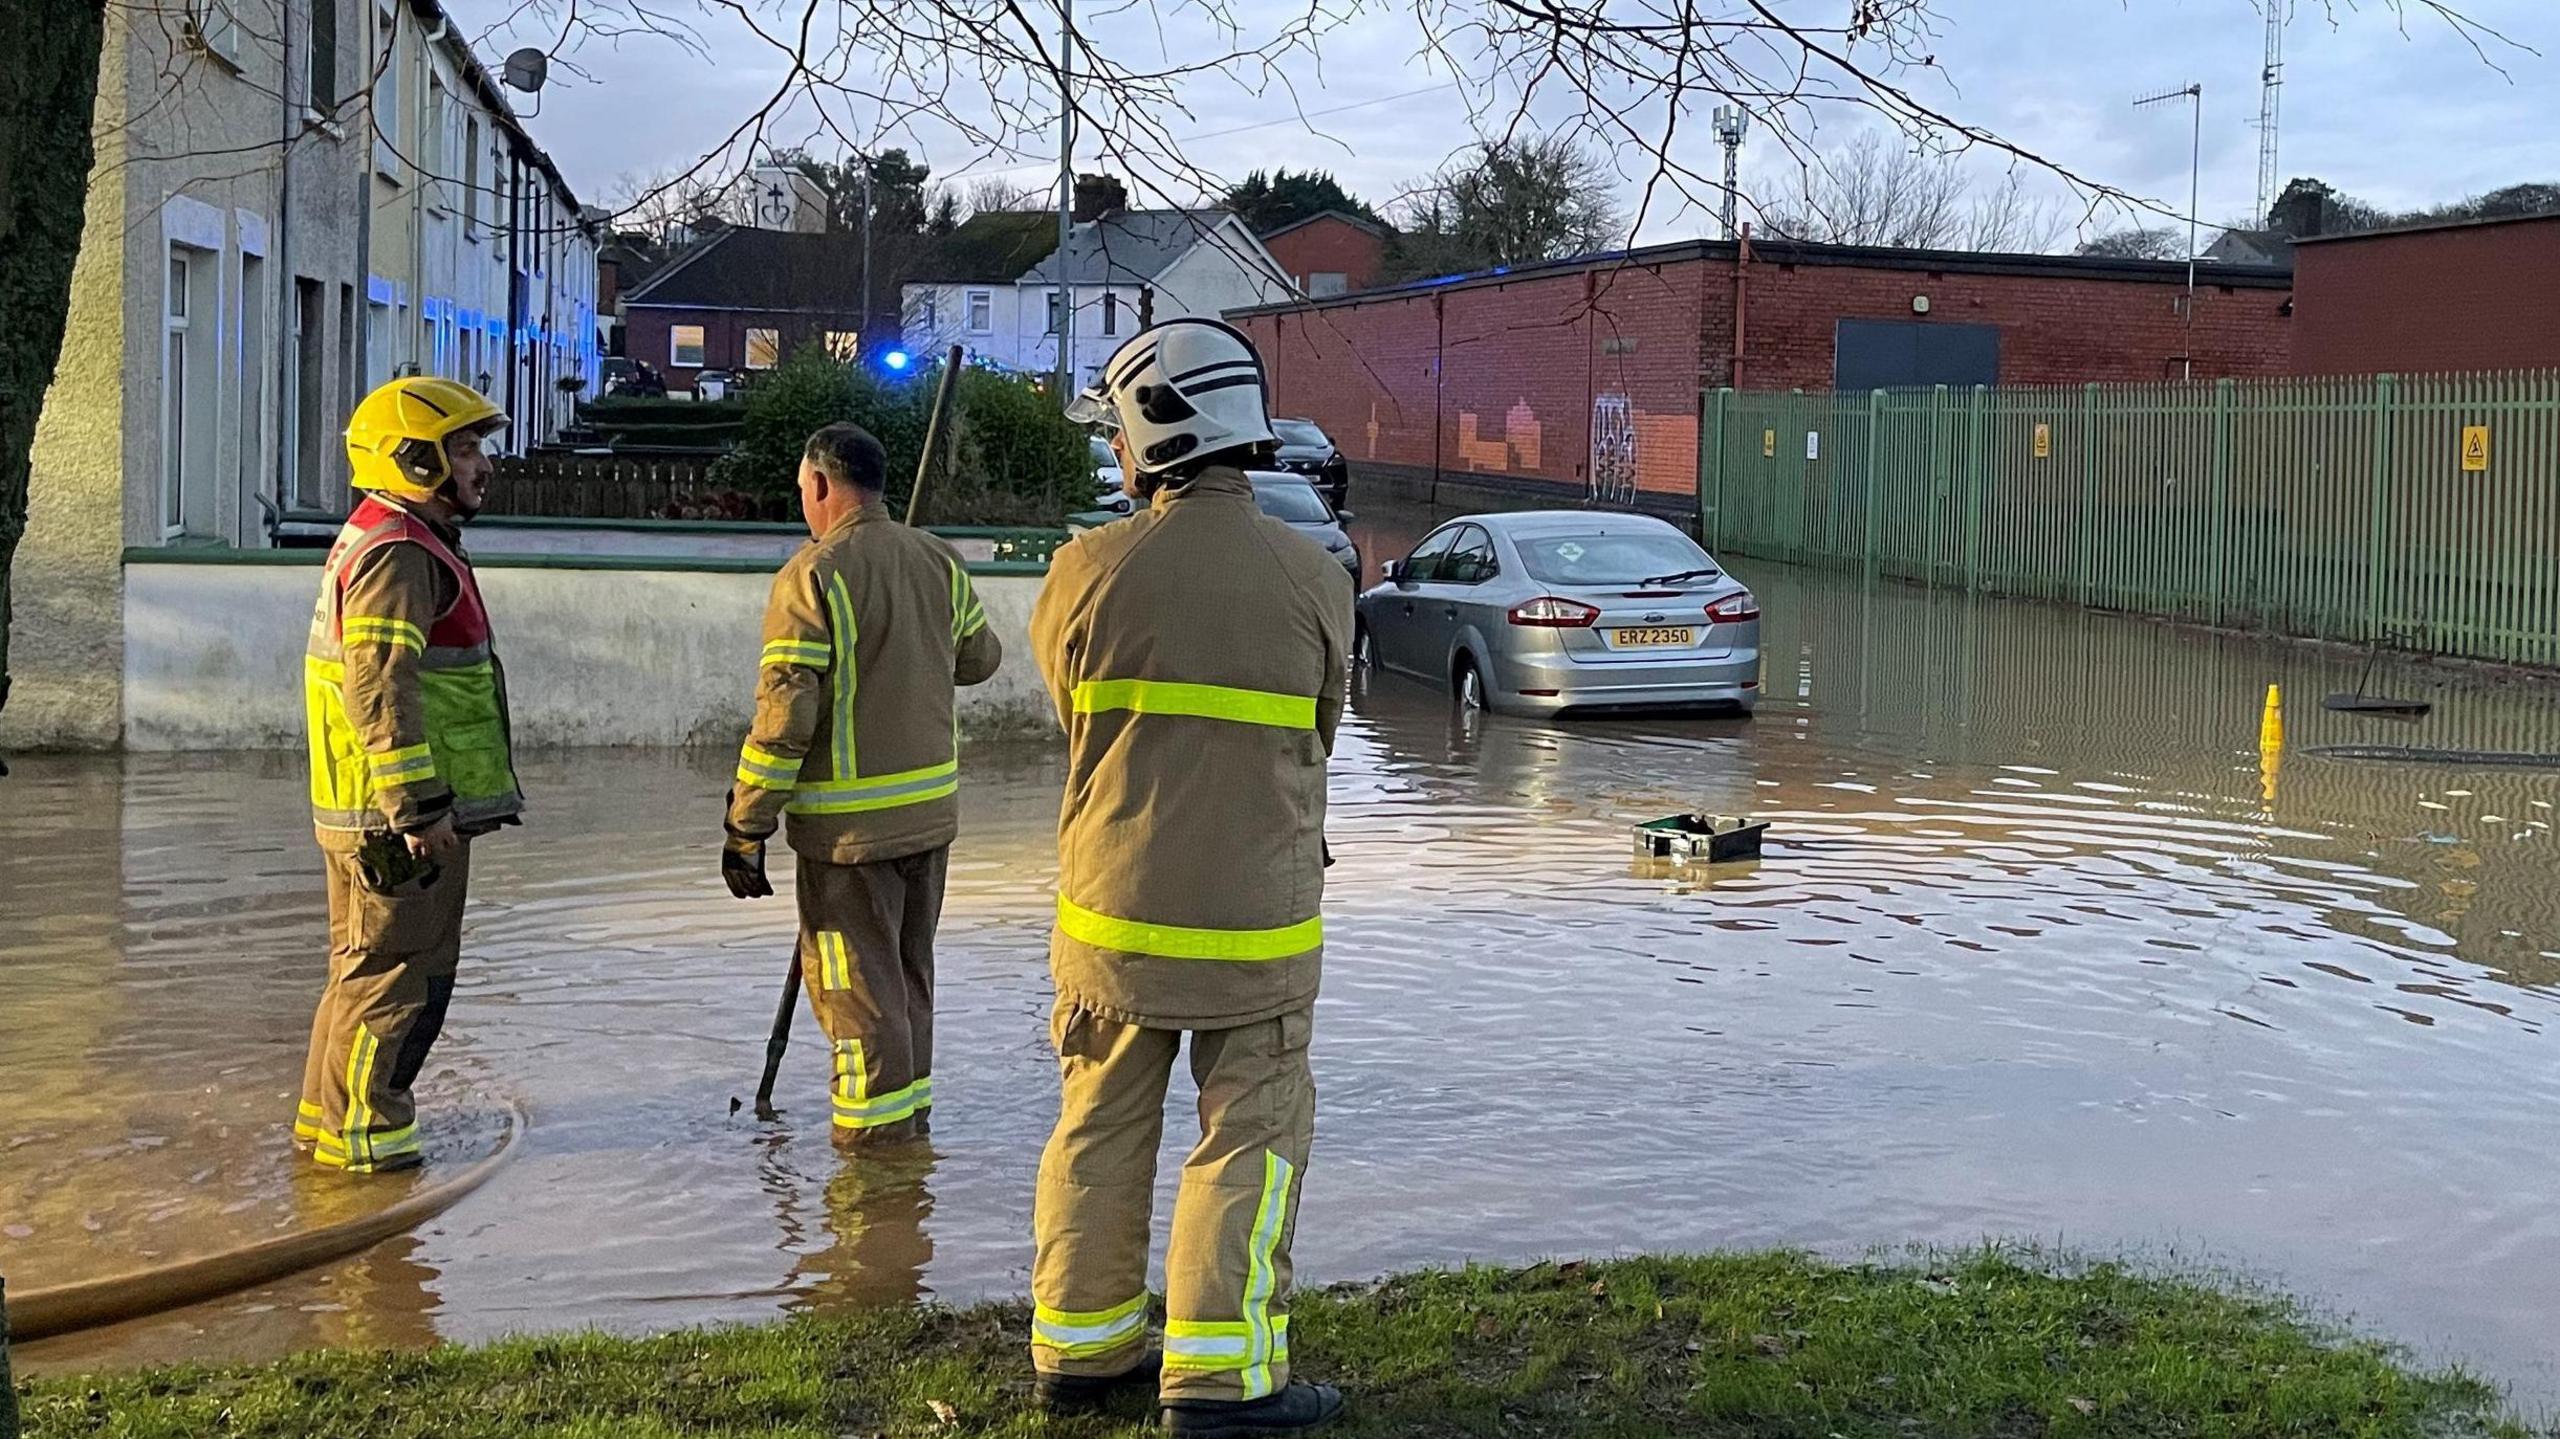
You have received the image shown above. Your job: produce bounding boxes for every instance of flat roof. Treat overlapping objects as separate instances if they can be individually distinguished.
[2292,211,2560,247]
[1230,236,2295,317]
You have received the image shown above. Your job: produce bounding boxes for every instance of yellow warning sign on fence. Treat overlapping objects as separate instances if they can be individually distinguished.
[1762,428,1777,458]
[2462,425,2491,472]
[2033,423,2052,459]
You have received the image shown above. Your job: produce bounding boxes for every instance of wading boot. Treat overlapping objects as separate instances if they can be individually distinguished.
[1033,1351,1162,1416]
[1161,1381,1344,1438]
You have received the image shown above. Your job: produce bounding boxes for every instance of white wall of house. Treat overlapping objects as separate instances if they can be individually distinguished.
[369,0,599,454]
[905,281,1031,372]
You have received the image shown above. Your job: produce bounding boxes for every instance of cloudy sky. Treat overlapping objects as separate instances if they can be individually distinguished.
[451,0,2557,244]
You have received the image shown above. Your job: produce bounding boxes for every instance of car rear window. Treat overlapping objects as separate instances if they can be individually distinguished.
[1253,482,1335,524]
[1088,436,1116,467]
[1273,420,1328,447]
[1515,532,1717,586]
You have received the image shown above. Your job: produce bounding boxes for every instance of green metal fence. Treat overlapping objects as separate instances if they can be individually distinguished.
[1697,372,2560,668]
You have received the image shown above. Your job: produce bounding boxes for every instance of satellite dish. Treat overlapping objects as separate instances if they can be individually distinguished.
[501,48,549,92]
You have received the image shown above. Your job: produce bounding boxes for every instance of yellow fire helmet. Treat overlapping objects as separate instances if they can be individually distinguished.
[345,375,508,501]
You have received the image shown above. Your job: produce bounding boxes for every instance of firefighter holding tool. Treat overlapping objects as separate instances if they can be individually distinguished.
[722,422,1003,1146]
[1028,320,1352,1436]
[294,376,523,1175]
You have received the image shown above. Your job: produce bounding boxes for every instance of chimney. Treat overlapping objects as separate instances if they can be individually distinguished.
[1073,173,1128,224]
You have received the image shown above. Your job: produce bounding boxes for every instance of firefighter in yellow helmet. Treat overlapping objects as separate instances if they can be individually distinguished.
[1027,320,1351,1436]
[293,375,522,1174]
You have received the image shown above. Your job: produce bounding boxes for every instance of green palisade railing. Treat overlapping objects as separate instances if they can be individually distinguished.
[1697,371,2560,667]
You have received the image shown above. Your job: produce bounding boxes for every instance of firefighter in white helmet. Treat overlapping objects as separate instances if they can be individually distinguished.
[294,376,523,1174]
[1027,319,1351,1436]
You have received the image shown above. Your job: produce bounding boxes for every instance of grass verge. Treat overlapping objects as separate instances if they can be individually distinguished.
[18,1248,2537,1438]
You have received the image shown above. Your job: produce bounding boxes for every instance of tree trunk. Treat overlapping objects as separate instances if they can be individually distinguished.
[0,0,108,761]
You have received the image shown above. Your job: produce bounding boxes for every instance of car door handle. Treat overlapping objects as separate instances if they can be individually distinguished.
[1441,607,1458,620]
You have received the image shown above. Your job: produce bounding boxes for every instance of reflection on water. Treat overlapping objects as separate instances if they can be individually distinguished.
[7,525,2560,1407]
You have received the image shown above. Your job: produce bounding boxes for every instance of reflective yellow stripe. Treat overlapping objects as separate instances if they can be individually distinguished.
[787,759,958,815]
[1072,678,1316,729]
[1034,1293,1150,1357]
[762,638,833,669]
[834,1036,865,1099]
[736,741,801,792]
[825,574,858,777]
[1163,1316,1290,1373]
[817,933,852,993]
[1240,1151,1296,1399]
[343,616,426,652]
[368,743,437,782]
[832,1075,931,1128]
[1056,896,1321,962]
[342,1025,380,1168]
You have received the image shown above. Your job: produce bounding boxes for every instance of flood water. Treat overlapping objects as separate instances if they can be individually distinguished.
[8,529,2560,1411]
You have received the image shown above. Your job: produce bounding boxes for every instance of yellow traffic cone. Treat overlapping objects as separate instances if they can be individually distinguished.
[2259,683,2284,754]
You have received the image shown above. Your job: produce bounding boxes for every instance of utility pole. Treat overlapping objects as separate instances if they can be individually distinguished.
[1712,105,1749,241]
[2136,82,2203,381]
[860,158,873,358]
[1054,0,1075,406]
[2255,1,2286,226]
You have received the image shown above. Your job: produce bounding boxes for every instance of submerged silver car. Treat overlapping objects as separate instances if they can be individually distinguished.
[1355,511,1761,716]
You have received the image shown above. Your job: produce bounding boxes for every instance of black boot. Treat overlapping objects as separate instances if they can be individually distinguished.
[1034,1351,1162,1416]
[1161,1381,1344,1437]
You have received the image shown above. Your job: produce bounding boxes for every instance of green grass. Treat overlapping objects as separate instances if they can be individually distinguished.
[18,1249,2540,1438]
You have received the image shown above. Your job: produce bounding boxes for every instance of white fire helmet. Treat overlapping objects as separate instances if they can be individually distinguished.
[1066,318,1276,476]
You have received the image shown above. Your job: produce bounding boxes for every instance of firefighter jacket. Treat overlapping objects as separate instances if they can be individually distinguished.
[1029,466,1352,1030]
[305,495,524,850]
[728,501,1004,864]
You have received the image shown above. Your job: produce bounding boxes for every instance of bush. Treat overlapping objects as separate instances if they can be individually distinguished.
[712,351,1088,526]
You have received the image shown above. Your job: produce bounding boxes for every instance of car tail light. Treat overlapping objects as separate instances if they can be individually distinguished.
[1705,592,1761,624]
[1508,596,1600,627]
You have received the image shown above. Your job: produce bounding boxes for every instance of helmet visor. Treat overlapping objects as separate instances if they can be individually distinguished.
[1064,384,1116,428]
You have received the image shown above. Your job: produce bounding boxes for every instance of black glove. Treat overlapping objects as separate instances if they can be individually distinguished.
[722,832,774,899]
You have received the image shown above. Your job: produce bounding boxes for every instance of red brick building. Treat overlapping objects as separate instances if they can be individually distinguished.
[622,227,874,393]
[2291,213,2560,376]
[1258,211,1389,297]
[1230,237,2295,505]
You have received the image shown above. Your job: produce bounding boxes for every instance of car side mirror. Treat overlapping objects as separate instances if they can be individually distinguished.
[1382,558,1408,583]
[1334,508,1356,523]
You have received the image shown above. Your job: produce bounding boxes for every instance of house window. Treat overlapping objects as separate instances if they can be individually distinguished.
[823,330,860,360]
[307,0,338,114]
[1045,289,1061,335]
[372,0,399,173]
[463,114,481,237]
[1102,290,1117,336]
[424,77,446,207]
[919,294,937,333]
[187,0,242,65]
[670,324,705,368]
[162,253,192,534]
[966,289,991,333]
[744,327,779,369]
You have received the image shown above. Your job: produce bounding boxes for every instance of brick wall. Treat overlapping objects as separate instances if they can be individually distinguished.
[1236,244,2295,504]
[2292,216,2560,375]
[624,306,862,390]
[1261,216,1388,295]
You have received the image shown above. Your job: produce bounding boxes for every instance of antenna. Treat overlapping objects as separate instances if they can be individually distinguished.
[2254,2,2286,225]
[2135,83,2203,381]
[1712,105,1750,241]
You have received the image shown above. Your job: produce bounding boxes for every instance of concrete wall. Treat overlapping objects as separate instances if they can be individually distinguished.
[2292,216,2560,376]
[1233,243,2297,506]
[123,558,1052,750]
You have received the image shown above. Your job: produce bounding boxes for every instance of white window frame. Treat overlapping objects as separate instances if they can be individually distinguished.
[161,251,193,537]
[372,0,400,178]
[743,327,780,369]
[186,0,243,67]
[463,113,482,239]
[1101,289,1118,337]
[670,324,705,368]
[1044,288,1061,335]
[424,76,448,212]
[965,289,991,334]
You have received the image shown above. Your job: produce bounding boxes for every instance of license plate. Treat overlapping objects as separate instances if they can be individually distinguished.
[1612,626,1694,648]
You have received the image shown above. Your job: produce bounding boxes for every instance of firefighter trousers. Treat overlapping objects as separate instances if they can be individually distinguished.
[1030,1002,1315,1403]
[295,843,471,1173]
[797,848,946,1146]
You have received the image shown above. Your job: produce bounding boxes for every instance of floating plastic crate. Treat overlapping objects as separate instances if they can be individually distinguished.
[1633,813,1767,863]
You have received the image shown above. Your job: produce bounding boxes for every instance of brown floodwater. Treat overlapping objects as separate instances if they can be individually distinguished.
[7,540,2560,1410]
